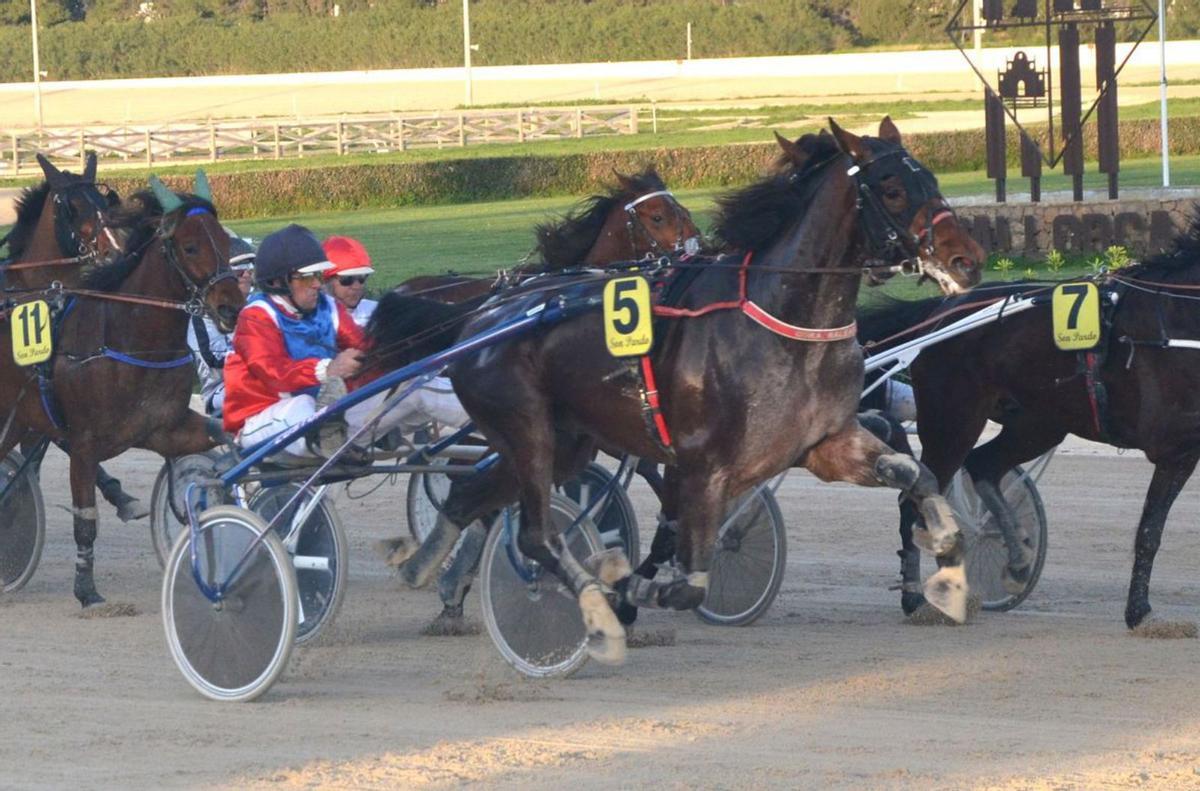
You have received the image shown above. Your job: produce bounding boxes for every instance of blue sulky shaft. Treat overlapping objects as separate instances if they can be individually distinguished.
[220,297,570,488]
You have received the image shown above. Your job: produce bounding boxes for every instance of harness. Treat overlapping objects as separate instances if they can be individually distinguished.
[627,140,954,453]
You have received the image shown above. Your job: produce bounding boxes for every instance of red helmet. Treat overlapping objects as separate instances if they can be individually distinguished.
[322,236,374,279]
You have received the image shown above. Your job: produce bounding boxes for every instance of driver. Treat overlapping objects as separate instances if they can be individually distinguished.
[222,224,366,456]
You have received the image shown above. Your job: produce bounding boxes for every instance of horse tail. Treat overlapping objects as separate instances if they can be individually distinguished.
[363,292,488,374]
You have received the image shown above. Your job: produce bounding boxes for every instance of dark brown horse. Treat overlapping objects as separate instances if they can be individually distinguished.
[862,214,1200,633]
[372,119,983,662]
[392,169,702,305]
[0,177,244,606]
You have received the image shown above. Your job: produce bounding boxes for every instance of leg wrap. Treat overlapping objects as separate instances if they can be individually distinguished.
[73,506,99,520]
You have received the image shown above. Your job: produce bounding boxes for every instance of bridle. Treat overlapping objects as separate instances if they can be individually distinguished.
[159,206,238,319]
[623,190,703,259]
[51,180,123,266]
[844,142,959,283]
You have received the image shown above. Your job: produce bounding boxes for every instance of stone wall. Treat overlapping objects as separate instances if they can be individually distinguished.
[954,193,1200,259]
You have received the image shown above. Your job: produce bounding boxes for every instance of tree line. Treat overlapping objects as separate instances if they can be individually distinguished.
[0,0,1188,82]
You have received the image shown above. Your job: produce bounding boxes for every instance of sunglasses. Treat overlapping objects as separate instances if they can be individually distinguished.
[289,272,323,285]
[337,275,369,286]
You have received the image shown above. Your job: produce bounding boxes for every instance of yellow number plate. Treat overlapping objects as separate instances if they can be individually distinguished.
[603,276,653,357]
[1051,283,1101,351]
[11,300,53,367]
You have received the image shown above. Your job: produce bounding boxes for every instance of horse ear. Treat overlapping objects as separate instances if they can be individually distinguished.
[37,153,69,189]
[773,131,806,166]
[149,175,184,213]
[194,169,212,203]
[613,170,636,191]
[83,151,97,182]
[878,116,903,146]
[828,118,868,161]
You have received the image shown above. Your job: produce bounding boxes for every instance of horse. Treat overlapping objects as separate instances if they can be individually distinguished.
[369,168,702,632]
[390,168,703,305]
[369,118,983,663]
[860,213,1200,633]
[0,176,244,606]
[2,154,151,521]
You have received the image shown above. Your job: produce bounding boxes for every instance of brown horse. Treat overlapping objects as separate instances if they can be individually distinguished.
[861,213,1200,633]
[371,119,983,662]
[0,177,244,606]
[392,169,702,305]
[3,154,152,520]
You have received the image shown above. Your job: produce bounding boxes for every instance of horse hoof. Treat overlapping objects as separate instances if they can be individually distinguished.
[579,585,626,665]
[116,497,151,523]
[1002,564,1032,596]
[922,565,968,624]
[615,601,640,626]
[76,591,106,608]
[900,590,928,616]
[660,583,706,611]
[374,537,418,569]
[1130,618,1198,639]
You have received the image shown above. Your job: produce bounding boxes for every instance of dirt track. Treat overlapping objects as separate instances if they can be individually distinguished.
[4,440,1200,790]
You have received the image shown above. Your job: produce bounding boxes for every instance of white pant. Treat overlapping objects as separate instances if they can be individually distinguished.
[884,380,918,423]
[237,376,470,456]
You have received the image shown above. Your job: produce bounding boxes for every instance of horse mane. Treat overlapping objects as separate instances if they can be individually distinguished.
[530,168,667,270]
[1124,207,1200,280]
[364,291,489,374]
[82,189,216,292]
[5,181,51,259]
[712,132,842,252]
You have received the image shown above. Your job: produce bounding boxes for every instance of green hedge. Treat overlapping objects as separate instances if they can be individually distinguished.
[109,116,1198,220]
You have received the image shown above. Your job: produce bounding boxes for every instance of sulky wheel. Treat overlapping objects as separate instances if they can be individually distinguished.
[947,465,1048,612]
[161,506,298,702]
[555,461,639,561]
[150,451,228,568]
[479,493,605,679]
[0,451,45,594]
[405,457,454,544]
[248,484,347,644]
[696,485,787,627]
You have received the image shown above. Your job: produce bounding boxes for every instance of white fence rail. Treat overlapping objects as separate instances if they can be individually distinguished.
[4,106,639,177]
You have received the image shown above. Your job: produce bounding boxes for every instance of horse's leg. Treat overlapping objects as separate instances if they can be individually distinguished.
[803,423,969,622]
[47,437,147,522]
[856,411,928,616]
[68,443,105,607]
[138,411,225,458]
[1125,454,1199,631]
[961,418,1065,595]
[425,520,490,636]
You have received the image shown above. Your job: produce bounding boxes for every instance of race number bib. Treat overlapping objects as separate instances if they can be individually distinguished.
[11,300,52,366]
[603,276,653,357]
[1051,283,1101,351]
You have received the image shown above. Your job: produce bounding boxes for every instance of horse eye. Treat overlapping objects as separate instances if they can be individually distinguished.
[183,244,199,256]
[652,214,664,223]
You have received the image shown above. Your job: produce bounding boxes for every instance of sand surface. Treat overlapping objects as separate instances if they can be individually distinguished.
[3,441,1200,790]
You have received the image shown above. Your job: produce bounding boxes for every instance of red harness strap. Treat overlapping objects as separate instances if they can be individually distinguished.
[639,355,672,448]
[638,251,859,449]
[652,252,858,341]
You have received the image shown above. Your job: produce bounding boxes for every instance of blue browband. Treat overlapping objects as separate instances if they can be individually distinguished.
[186,207,211,217]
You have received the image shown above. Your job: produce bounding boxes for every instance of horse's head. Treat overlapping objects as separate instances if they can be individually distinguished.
[149,173,244,332]
[36,152,124,265]
[615,169,703,258]
[822,118,983,295]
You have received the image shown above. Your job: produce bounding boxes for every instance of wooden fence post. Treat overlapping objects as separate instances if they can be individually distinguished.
[11,133,18,175]
[209,123,217,162]
[336,120,344,156]
[458,114,466,147]
[516,110,524,142]
[628,106,638,135]
[144,130,152,166]
[575,107,584,139]
[273,124,281,159]
[79,131,86,169]
[398,119,406,151]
